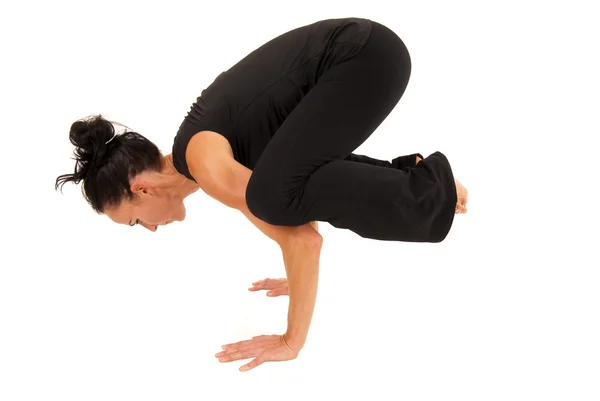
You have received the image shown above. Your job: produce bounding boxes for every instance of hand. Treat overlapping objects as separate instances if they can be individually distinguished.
[455,178,468,214]
[248,278,289,297]
[215,334,299,372]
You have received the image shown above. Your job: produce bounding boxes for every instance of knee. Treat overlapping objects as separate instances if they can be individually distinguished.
[245,172,274,223]
[245,171,303,226]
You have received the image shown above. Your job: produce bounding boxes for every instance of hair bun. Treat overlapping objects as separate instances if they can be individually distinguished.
[68,114,117,181]
[69,114,115,149]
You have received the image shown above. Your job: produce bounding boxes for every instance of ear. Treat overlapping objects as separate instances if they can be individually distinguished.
[131,180,155,195]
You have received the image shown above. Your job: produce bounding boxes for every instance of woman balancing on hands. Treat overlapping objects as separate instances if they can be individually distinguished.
[56,17,468,372]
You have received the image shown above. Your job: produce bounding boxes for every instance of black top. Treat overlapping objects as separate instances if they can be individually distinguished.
[172,17,373,182]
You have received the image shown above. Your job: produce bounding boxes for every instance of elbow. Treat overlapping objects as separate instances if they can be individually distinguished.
[306,232,323,247]
[279,229,323,252]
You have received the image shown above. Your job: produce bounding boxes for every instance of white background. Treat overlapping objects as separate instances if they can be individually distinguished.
[1,0,599,400]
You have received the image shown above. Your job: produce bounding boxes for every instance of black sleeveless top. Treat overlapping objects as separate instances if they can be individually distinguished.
[172,17,373,182]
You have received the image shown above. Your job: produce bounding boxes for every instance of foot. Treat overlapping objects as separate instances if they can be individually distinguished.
[455,178,468,214]
[391,153,424,169]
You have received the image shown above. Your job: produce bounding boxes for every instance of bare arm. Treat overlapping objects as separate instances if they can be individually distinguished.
[279,236,322,349]
[239,204,321,349]
[188,133,319,242]
[188,134,322,350]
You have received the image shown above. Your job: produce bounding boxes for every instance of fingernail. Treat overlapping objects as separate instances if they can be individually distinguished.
[267,291,273,296]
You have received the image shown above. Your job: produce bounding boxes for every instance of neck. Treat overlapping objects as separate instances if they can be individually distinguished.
[159,154,201,199]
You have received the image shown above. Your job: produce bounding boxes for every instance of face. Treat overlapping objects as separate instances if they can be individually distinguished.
[104,181,186,232]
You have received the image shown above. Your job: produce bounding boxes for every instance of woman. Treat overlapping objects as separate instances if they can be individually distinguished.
[56,17,468,372]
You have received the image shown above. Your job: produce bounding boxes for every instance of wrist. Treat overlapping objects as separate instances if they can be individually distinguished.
[283,332,306,352]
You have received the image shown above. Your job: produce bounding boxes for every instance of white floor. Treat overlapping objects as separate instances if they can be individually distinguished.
[2,1,599,400]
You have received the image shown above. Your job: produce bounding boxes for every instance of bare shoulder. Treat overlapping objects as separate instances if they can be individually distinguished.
[185,130,252,210]
[186,131,234,178]
[187,130,234,159]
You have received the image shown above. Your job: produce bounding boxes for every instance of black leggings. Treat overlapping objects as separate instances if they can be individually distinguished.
[245,21,457,242]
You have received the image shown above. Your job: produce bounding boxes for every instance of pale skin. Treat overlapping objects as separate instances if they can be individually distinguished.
[104,131,468,372]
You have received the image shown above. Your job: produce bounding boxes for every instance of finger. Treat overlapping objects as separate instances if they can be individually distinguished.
[249,282,285,291]
[222,339,254,349]
[251,278,279,285]
[261,283,284,290]
[248,285,264,291]
[219,340,264,355]
[222,335,271,350]
[249,283,276,290]
[240,356,265,372]
[257,278,286,284]
[267,290,287,297]
[219,346,258,357]
[249,279,273,289]
[216,349,260,362]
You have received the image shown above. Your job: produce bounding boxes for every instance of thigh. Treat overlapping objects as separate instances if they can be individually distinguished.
[252,21,412,197]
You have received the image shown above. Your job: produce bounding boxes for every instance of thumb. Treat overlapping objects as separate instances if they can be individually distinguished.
[240,355,264,372]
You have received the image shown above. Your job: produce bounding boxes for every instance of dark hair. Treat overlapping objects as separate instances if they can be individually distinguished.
[55,114,164,214]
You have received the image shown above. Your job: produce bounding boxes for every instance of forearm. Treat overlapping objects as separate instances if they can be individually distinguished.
[239,203,321,349]
[280,238,322,350]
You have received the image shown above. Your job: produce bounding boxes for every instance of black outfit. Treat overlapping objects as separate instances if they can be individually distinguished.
[172,17,457,242]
